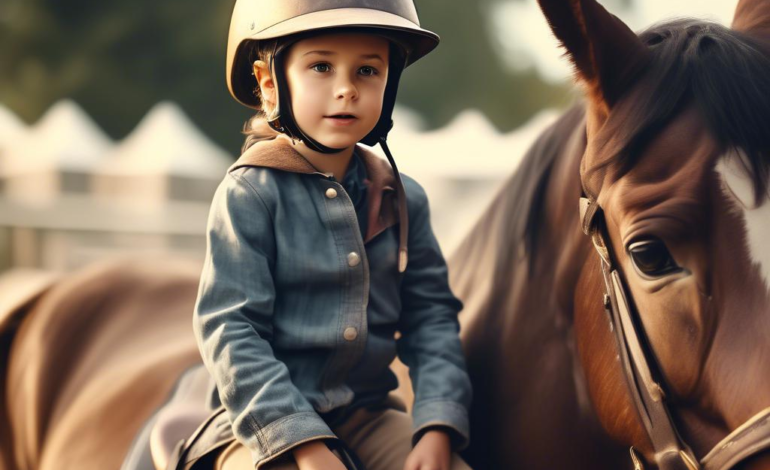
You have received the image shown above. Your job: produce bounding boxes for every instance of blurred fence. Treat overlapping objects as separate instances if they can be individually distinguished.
[0,100,558,273]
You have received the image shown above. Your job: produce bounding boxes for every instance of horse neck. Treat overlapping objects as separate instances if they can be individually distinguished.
[452,106,629,469]
[541,112,595,321]
[451,105,591,335]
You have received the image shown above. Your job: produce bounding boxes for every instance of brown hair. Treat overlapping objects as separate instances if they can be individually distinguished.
[241,38,282,154]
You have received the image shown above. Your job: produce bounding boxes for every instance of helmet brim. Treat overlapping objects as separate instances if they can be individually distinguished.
[227,8,439,109]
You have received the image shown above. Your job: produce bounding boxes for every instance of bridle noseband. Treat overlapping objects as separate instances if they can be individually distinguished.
[579,196,770,470]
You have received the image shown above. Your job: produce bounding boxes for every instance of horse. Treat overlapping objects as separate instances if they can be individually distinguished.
[452,0,770,469]
[4,1,770,469]
[0,259,204,470]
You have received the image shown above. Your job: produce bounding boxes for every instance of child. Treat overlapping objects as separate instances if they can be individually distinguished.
[193,2,473,469]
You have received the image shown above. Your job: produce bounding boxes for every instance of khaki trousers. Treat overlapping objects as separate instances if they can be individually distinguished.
[215,405,472,470]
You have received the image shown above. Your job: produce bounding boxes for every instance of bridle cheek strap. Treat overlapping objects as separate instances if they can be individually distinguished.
[579,196,770,470]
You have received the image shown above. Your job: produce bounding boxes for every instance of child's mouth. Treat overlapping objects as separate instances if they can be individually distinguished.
[325,114,358,126]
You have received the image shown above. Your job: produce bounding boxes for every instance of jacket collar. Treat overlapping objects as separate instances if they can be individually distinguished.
[228,137,407,255]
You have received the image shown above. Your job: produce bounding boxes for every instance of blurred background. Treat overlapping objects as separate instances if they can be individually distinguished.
[0,0,735,274]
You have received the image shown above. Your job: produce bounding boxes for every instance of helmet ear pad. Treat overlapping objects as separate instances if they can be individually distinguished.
[267,33,408,154]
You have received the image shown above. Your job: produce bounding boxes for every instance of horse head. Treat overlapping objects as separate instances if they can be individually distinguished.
[538,0,770,468]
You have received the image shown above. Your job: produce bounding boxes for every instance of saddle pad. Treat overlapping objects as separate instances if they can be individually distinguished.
[121,363,219,470]
[169,407,234,470]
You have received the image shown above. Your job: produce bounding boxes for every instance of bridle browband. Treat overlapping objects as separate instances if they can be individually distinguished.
[579,195,770,470]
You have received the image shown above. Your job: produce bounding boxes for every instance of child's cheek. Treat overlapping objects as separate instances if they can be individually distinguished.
[296,85,324,112]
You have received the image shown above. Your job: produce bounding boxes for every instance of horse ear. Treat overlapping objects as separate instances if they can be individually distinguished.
[537,0,649,110]
[733,0,770,37]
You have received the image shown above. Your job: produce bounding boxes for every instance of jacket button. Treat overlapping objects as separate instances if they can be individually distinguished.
[347,252,361,267]
[325,188,338,199]
[343,327,358,341]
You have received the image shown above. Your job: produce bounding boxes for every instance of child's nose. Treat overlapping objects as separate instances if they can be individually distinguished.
[334,76,358,101]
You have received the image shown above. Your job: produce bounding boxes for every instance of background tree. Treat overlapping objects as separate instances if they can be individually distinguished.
[0,0,579,155]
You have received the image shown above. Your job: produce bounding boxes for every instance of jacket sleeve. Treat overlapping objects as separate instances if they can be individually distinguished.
[193,171,335,468]
[396,179,472,451]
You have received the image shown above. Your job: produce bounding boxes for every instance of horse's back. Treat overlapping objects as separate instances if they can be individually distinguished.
[3,258,203,470]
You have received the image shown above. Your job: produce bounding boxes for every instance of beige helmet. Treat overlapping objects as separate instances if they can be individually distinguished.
[226,0,440,109]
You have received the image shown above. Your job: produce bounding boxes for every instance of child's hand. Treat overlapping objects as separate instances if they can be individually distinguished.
[403,429,452,470]
[293,441,347,470]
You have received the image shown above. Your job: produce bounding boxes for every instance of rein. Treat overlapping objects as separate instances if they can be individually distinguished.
[579,196,770,470]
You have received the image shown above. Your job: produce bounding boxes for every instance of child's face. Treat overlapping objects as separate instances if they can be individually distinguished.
[283,33,390,150]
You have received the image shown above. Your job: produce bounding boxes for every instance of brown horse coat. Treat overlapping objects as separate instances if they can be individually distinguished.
[1,259,203,470]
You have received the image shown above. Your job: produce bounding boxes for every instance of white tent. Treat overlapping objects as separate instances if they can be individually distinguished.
[379,107,560,253]
[385,107,559,179]
[0,105,27,195]
[1,100,113,201]
[98,101,231,177]
[0,104,26,148]
[93,102,232,203]
[3,99,112,175]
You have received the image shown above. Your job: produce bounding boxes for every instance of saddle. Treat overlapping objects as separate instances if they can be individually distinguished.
[120,363,221,470]
[121,363,365,470]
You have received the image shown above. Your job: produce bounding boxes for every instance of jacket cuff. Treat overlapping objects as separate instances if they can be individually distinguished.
[249,411,337,469]
[411,400,470,451]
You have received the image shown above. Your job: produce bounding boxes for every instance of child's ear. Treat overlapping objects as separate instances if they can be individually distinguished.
[253,60,276,109]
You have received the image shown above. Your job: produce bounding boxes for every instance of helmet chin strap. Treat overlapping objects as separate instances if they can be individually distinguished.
[266,50,347,154]
[270,118,347,154]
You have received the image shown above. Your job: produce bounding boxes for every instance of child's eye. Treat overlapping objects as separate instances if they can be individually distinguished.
[358,66,378,76]
[311,63,331,73]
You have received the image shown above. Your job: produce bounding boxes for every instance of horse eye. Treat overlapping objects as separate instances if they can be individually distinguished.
[627,239,680,278]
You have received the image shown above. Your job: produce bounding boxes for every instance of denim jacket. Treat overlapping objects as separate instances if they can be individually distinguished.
[193,137,472,468]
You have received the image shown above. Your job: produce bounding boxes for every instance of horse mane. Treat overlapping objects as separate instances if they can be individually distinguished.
[453,19,770,293]
[589,19,770,205]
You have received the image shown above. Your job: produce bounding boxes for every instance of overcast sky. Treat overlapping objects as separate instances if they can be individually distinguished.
[492,0,738,82]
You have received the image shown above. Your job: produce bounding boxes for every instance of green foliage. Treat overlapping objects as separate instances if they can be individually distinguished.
[400,0,573,132]
[0,0,573,156]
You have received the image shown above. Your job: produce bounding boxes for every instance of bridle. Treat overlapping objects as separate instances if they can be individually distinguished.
[579,195,770,470]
